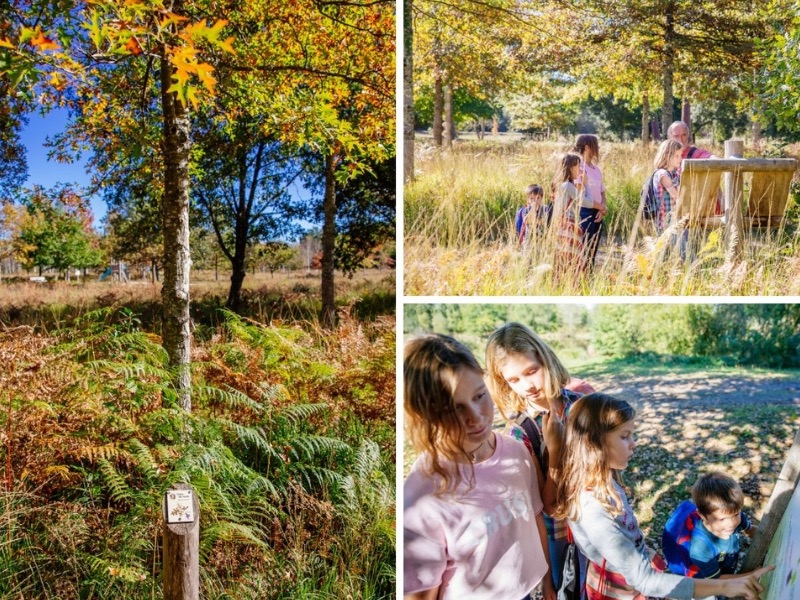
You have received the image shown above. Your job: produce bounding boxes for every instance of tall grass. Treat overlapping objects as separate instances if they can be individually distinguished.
[0,308,395,599]
[405,140,800,295]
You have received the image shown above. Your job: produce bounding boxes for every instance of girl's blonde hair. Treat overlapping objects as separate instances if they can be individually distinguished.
[554,392,635,522]
[485,322,570,419]
[404,334,482,495]
[653,139,683,170]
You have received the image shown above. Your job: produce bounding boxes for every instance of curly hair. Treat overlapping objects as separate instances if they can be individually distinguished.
[404,333,483,495]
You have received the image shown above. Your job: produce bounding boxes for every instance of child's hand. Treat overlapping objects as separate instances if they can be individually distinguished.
[542,410,565,468]
[725,565,774,600]
[540,574,557,600]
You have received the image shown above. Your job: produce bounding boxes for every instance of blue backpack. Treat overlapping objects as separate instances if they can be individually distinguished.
[662,500,702,577]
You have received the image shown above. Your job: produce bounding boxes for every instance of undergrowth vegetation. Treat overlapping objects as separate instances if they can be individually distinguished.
[405,140,800,295]
[0,307,395,598]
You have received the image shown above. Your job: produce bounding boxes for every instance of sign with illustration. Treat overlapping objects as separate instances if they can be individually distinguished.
[164,489,196,524]
[761,483,800,600]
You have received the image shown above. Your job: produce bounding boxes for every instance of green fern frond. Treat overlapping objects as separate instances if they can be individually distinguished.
[212,418,281,462]
[84,554,149,583]
[97,459,135,504]
[291,465,350,493]
[195,385,266,414]
[288,435,351,461]
[126,438,159,484]
[279,403,330,425]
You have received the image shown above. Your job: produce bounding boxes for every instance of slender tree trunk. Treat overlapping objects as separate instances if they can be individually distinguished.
[682,99,691,136]
[226,250,247,312]
[320,153,337,329]
[432,75,443,147]
[160,42,192,411]
[641,94,650,143]
[443,82,453,150]
[403,0,414,182]
[492,114,499,135]
[662,5,675,136]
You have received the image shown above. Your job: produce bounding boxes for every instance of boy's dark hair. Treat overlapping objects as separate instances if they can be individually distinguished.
[691,472,744,516]
[526,184,544,196]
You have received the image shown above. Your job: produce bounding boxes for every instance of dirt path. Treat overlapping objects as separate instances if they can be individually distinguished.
[587,371,800,408]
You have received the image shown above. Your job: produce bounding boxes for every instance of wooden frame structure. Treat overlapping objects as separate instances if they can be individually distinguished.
[741,427,800,572]
[629,140,797,261]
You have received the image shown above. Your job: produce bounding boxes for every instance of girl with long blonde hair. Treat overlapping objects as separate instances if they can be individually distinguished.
[652,139,684,233]
[404,334,556,600]
[485,322,593,589]
[555,392,772,600]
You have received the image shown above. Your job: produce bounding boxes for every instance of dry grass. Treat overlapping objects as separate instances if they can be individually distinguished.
[0,268,396,331]
[404,139,800,296]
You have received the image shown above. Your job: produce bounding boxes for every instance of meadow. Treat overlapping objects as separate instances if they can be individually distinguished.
[0,270,395,599]
[404,139,800,296]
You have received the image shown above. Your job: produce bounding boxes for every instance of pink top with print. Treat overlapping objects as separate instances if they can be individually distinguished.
[404,434,548,598]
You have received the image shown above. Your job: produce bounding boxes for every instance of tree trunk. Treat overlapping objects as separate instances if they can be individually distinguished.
[160,41,193,412]
[651,119,661,142]
[432,75,443,147]
[492,114,499,135]
[641,94,650,143]
[403,0,414,182]
[443,82,453,150]
[226,253,246,312]
[661,5,675,136]
[320,153,337,329]
[681,99,691,137]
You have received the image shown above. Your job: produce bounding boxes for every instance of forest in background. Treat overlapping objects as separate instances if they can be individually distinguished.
[404,0,800,175]
[404,303,800,369]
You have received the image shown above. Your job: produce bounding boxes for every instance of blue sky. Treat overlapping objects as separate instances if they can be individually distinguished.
[21,108,317,235]
[21,107,106,225]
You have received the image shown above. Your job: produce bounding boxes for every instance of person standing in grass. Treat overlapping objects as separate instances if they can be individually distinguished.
[667,121,723,214]
[554,392,773,600]
[552,153,588,278]
[652,139,684,234]
[485,321,594,590]
[403,334,556,600]
[572,135,607,271]
[516,184,551,246]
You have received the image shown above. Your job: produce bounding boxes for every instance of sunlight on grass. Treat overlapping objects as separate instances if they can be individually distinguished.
[405,140,800,296]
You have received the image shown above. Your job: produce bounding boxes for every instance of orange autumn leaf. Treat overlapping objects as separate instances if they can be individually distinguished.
[31,30,59,52]
[125,36,142,55]
[0,38,14,49]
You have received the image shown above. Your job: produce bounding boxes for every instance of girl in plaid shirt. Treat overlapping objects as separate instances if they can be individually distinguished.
[653,139,684,233]
[486,322,591,589]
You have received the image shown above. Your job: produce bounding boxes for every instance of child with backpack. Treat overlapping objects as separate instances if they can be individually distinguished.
[516,184,551,245]
[485,322,593,589]
[403,334,557,600]
[554,393,773,600]
[662,472,757,579]
[647,139,684,233]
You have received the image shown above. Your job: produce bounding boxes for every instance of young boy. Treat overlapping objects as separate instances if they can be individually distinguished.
[664,472,757,579]
[515,184,550,245]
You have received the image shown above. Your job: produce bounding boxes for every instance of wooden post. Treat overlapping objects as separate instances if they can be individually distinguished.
[742,428,800,572]
[163,483,200,600]
[723,139,745,262]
